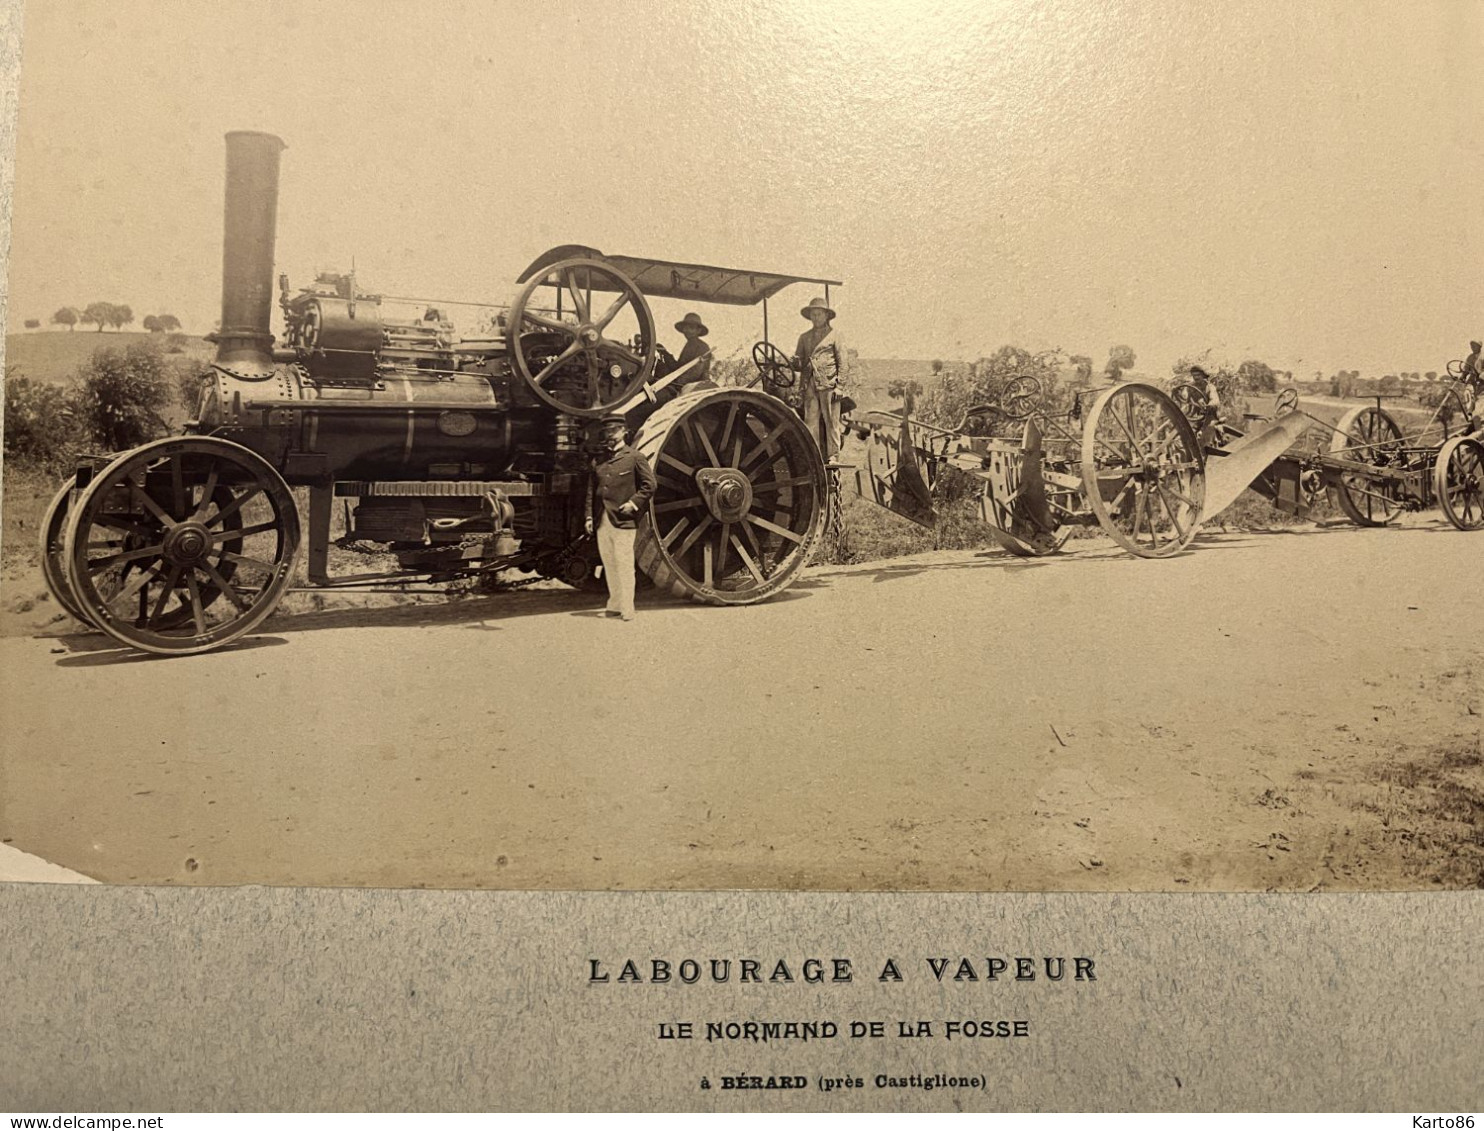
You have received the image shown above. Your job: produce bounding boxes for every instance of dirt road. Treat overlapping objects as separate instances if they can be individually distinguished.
[1,520,1479,890]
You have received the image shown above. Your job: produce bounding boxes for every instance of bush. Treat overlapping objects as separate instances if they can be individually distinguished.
[176,361,211,418]
[73,341,173,452]
[3,370,80,473]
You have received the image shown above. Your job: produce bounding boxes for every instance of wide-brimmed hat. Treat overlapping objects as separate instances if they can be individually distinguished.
[1472,340,1482,351]
[1188,365,1211,381]
[800,297,836,321]
[674,312,709,336]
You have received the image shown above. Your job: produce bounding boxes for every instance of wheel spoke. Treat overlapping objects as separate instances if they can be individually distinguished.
[717,402,741,461]
[659,452,697,477]
[715,523,731,578]
[199,560,251,613]
[653,496,704,515]
[661,516,692,550]
[690,418,722,467]
[702,541,714,588]
[562,268,591,321]
[105,562,165,608]
[674,516,715,559]
[92,515,158,538]
[731,533,765,583]
[1156,481,1188,541]
[740,421,791,470]
[592,291,629,332]
[747,512,803,544]
[208,486,263,528]
[130,485,177,529]
[170,458,186,519]
[184,573,208,635]
[191,467,220,522]
[521,309,575,334]
[88,543,167,573]
[219,549,280,572]
[1112,401,1144,455]
[145,565,184,629]
[533,340,583,385]
[1163,484,1199,509]
[216,520,279,541]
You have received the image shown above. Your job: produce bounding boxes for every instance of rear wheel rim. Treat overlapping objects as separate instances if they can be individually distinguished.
[635,389,825,603]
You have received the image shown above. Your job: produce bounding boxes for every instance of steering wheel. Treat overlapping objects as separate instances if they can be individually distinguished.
[1170,383,1209,422]
[1274,387,1300,414]
[752,341,796,388]
[1001,375,1043,420]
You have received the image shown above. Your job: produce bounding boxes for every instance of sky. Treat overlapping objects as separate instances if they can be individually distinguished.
[3,0,1482,380]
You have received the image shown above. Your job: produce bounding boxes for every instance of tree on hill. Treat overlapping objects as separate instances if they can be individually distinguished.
[52,306,79,331]
[107,304,134,332]
[143,315,161,332]
[82,302,116,332]
[1104,344,1136,380]
[23,319,41,330]
[1236,359,1278,393]
[157,314,181,332]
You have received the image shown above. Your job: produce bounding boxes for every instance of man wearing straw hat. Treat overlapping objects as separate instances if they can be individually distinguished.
[673,312,713,388]
[794,296,849,466]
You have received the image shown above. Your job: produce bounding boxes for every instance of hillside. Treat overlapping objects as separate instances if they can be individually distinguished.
[2,331,215,386]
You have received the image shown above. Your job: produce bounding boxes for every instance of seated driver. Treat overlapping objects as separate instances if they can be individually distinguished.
[648,312,714,414]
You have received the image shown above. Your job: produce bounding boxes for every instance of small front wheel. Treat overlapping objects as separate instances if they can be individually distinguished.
[63,437,300,655]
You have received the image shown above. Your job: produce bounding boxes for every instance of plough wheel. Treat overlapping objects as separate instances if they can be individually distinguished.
[63,437,300,655]
[1328,405,1404,526]
[39,480,92,625]
[1080,383,1205,558]
[1434,435,1484,531]
[633,387,826,604]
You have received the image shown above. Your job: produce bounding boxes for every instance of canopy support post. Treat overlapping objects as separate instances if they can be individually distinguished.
[763,297,769,346]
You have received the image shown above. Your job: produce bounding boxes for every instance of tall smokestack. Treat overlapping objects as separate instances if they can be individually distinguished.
[213,131,286,374]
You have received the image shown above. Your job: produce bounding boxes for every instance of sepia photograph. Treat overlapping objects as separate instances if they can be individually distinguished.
[0,0,1480,1112]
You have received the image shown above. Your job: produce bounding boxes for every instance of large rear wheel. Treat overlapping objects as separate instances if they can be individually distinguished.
[633,388,826,604]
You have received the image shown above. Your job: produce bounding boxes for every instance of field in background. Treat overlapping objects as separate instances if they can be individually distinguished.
[3,330,214,387]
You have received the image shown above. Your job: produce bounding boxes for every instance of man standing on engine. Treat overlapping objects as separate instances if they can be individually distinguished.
[794,296,849,467]
[589,412,657,621]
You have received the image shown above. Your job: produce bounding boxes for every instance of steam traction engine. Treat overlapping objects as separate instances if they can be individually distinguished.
[41,132,830,654]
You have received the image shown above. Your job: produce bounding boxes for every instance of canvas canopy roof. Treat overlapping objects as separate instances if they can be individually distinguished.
[517,245,841,307]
